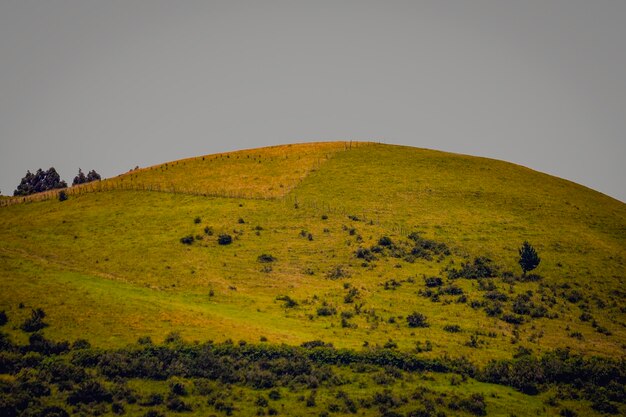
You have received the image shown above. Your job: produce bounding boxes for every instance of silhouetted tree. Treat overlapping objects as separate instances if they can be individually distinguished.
[72,168,87,185]
[14,168,67,196]
[518,241,540,277]
[73,168,101,186]
[87,169,101,182]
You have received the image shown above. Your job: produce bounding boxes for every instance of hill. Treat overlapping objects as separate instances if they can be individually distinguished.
[1,142,624,416]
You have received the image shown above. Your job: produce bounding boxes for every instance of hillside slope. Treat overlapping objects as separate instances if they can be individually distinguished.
[0,142,625,416]
[0,143,626,357]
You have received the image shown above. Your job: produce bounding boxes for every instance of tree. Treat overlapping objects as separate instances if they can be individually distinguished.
[87,169,101,182]
[72,168,101,186]
[72,168,87,185]
[14,167,67,196]
[518,241,540,277]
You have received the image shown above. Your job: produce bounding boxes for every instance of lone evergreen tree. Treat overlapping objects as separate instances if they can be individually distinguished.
[518,241,540,276]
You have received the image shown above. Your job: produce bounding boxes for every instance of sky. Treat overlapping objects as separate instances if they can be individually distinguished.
[1,1,625,202]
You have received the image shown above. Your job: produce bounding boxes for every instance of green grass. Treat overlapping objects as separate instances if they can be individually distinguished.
[1,142,624,416]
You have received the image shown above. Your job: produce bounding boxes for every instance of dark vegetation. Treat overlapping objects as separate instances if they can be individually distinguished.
[71,168,101,186]
[0,307,623,416]
[518,241,541,277]
[13,168,67,196]
[217,234,233,245]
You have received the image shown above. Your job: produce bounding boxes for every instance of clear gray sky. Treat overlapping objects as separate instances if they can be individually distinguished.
[1,1,625,202]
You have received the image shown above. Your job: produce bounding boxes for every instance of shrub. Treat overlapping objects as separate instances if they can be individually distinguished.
[440,284,463,295]
[424,277,443,287]
[58,191,68,201]
[0,311,7,326]
[483,301,503,317]
[194,216,201,224]
[67,380,112,405]
[20,308,47,332]
[300,340,333,348]
[559,408,577,417]
[483,291,508,301]
[458,393,487,416]
[327,265,349,279]
[140,393,164,406]
[180,235,194,245]
[111,402,125,415]
[218,234,233,245]
[38,406,71,417]
[355,247,376,261]
[501,314,524,325]
[257,254,277,263]
[167,396,192,412]
[143,411,166,417]
[407,312,429,328]
[378,236,393,247]
[448,257,497,279]
[276,295,298,308]
[316,304,337,317]
[344,288,359,304]
[169,378,188,396]
[72,339,91,350]
[443,324,461,333]
[268,390,281,400]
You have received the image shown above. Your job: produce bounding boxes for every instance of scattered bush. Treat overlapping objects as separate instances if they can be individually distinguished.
[457,393,487,416]
[407,312,429,328]
[180,235,194,245]
[276,295,298,308]
[20,308,47,332]
[167,396,192,412]
[448,257,497,279]
[327,265,349,279]
[424,277,443,287]
[218,234,233,245]
[316,304,337,317]
[501,314,524,325]
[355,247,376,261]
[443,325,461,333]
[257,254,277,263]
[67,380,112,405]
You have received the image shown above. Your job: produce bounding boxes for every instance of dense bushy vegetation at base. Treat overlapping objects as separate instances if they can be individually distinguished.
[1,313,624,416]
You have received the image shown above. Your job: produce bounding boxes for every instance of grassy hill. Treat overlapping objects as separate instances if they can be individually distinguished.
[1,142,624,416]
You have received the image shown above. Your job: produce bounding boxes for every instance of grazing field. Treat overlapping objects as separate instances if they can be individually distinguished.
[1,142,624,416]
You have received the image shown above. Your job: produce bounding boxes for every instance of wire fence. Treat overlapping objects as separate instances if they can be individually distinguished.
[0,142,384,212]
